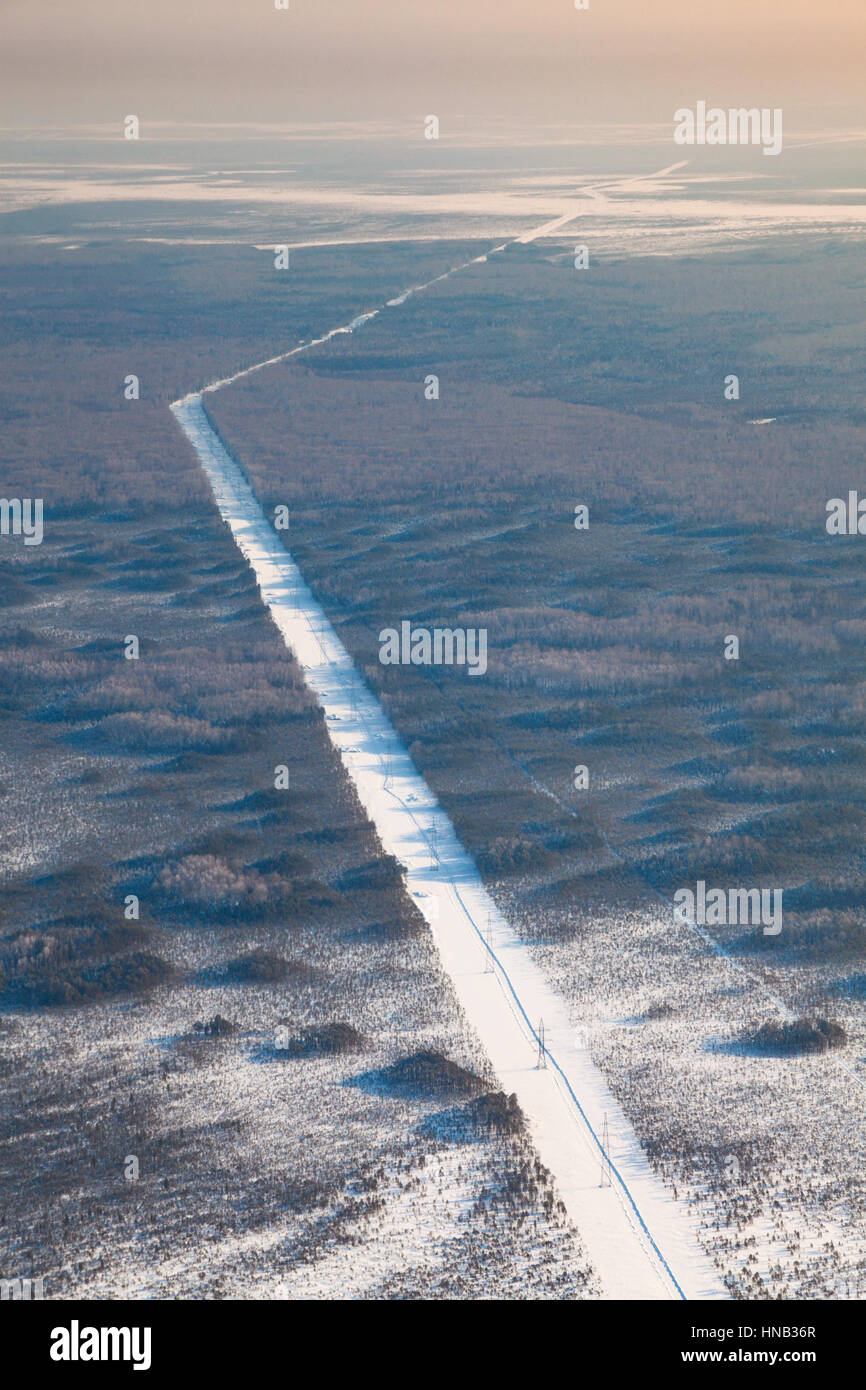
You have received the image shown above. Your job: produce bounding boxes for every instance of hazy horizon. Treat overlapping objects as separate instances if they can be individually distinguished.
[3,0,865,133]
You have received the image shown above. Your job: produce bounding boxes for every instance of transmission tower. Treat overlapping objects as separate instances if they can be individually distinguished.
[425,814,439,869]
[536,1018,547,1069]
[484,910,494,973]
[600,1113,612,1187]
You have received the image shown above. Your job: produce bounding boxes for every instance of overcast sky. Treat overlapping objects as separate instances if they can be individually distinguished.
[3,0,864,135]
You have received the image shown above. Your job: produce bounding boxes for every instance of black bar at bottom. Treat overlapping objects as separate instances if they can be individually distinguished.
[5,1295,856,1378]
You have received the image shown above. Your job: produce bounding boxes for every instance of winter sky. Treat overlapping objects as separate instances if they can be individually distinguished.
[2,0,865,136]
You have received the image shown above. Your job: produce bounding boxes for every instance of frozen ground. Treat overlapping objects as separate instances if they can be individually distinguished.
[0,512,595,1302]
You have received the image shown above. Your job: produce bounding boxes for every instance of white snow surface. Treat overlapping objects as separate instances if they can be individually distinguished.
[170,392,728,1301]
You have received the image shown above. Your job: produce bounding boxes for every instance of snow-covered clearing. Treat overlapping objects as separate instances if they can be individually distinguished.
[168,170,735,1297]
[171,392,725,1300]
